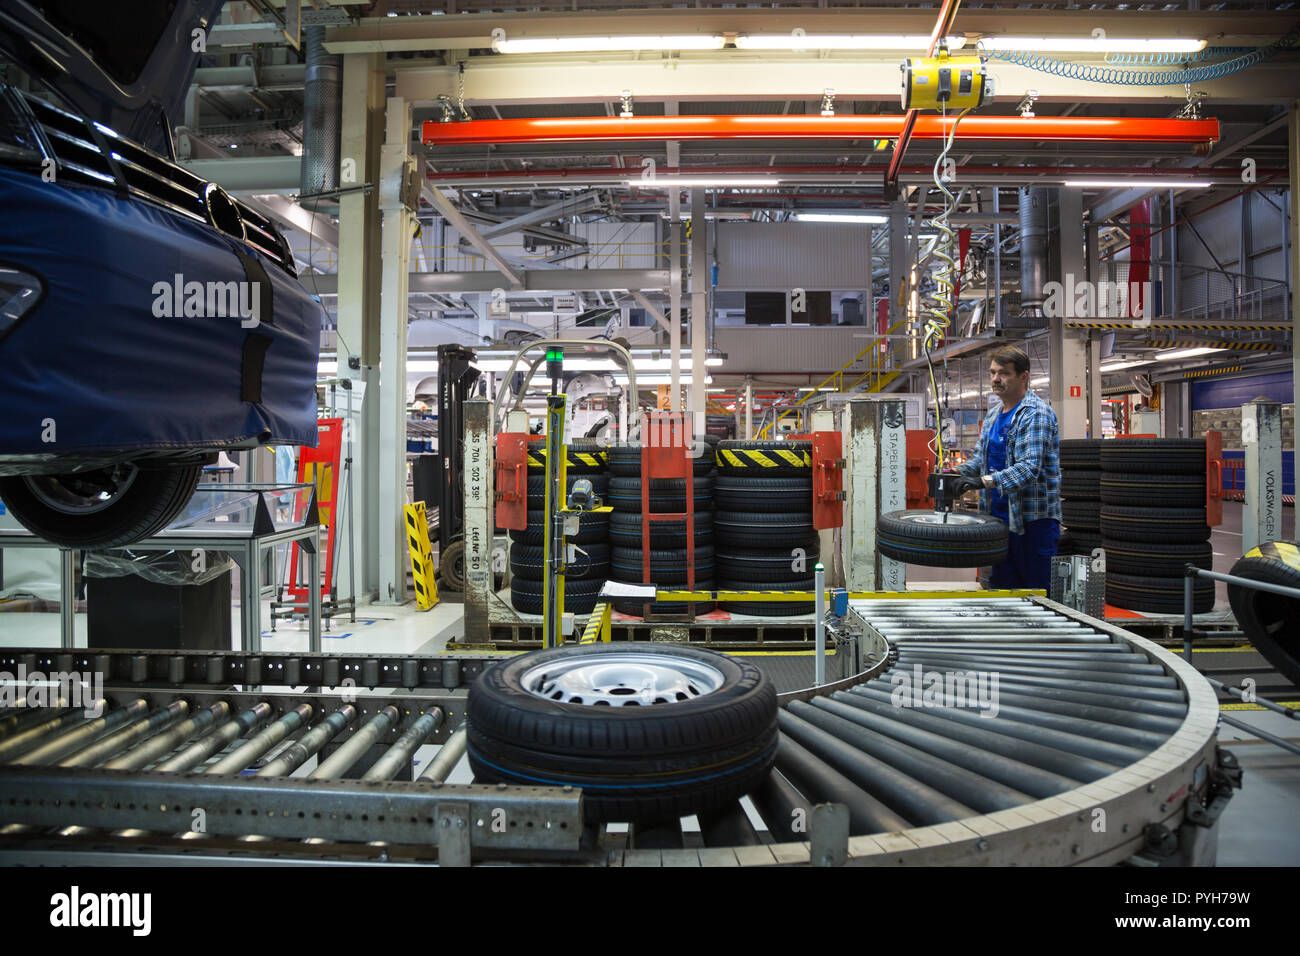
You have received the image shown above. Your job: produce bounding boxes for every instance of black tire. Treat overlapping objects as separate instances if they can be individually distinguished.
[1106,571,1214,614]
[609,510,713,548]
[610,546,715,583]
[717,576,815,617]
[715,547,820,582]
[1099,504,1211,544]
[1101,438,1206,476]
[714,475,812,512]
[0,464,203,550]
[1061,499,1101,530]
[606,442,715,477]
[468,643,777,822]
[1060,470,1101,501]
[509,510,609,545]
[1101,539,1213,577]
[1100,472,1204,508]
[607,475,715,514]
[509,574,605,614]
[1228,542,1300,688]
[510,542,610,580]
[716,440,812,476]
[526,438,606,474]
[876,510,1008,568]
[526,474,609,508]
[1057,529,1102,556]
[611,578,716,617]
[1059,439,1103,470]
[715,511,816,549]
[438,539,466,591]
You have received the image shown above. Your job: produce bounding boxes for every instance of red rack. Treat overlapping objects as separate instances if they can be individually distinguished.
[640,412,695,619]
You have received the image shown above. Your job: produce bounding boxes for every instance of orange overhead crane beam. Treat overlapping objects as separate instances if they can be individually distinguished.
[422,115,1221,148]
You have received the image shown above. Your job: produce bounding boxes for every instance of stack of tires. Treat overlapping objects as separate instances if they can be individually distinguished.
[605,439,717,616]
[714,439,817,616]
[1057,439,1102,557]
[509,438,609,615]
[1099,438,1214,614]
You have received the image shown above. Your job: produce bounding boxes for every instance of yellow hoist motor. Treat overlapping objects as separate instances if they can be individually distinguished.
[900,52,994,111]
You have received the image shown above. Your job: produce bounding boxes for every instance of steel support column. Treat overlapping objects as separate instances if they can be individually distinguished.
[377,96,415,604]
[843,398,906,591]
[690,187,709,436]
[1086,220,1103,437]
[462,398,494,644]
[667,121,682,412]
[889,199,909,367]
[336,52,385,603]
[1052,188,1088,439]
[1242,400,1283,554]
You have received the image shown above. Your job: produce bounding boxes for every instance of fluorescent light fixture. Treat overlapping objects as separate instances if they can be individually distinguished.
[1064,179,1214,189]
[1099,359,1153,373]
[793,212,888,224]
[628,178,781,188]
[979,36,1207,53]
[735,34,967,50]
[1155,347,1224,362]
[612,374,713,386]
[1030,377,1049,386]
[495,35,726,54]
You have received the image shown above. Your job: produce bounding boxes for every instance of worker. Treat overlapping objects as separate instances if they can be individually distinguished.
[950,346,1062,589]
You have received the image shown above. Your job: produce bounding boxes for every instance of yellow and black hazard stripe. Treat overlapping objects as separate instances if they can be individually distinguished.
[1182,365,1244,380]
[404,502,439,611]
[526,449,607,469]
[1244,540,1300,569]
[718,448,812,470]
[1067,320,1293,332]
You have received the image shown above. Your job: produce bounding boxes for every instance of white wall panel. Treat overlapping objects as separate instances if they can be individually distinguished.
[715,222,872,291]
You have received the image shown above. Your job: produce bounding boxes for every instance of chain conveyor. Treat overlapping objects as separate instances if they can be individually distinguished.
[0,596,1231,865]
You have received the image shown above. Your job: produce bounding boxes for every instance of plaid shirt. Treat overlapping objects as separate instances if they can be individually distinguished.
[955,391,1062,535]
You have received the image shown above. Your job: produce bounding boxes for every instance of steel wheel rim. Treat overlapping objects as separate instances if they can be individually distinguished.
[906,511,987,526]
[23,465,138,516]
[522,653,725,707]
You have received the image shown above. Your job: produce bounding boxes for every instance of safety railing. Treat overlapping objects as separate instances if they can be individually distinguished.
[1099,260,1289,324]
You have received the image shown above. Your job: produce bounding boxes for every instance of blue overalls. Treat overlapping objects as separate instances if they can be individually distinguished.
[986,401,1060,589]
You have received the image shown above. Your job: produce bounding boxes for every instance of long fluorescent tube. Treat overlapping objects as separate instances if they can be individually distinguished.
[735,34,967,50]
[612,374,714,386]
[1155,347,1224,362]
[628,178,781,188]
[979,36,1207,53]
[1099,359,1153,373]
[1064,179,1214,189]
[495,35,726,54]
[793,212,888,224]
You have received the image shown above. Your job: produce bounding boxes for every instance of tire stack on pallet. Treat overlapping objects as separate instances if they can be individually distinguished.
[606,438,718,616]
[1057,439,1103,558]
[509,438,610,615]
[1099,438,1215,614]
[714,439,817,617]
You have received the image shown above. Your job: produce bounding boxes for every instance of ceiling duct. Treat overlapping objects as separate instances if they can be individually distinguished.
[1012,185,1053,329]
[299,26,341,213]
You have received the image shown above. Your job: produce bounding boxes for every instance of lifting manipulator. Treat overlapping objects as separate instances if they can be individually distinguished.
[927,471,982,513]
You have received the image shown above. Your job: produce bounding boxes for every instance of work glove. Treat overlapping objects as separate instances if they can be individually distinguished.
[946,475,983,496]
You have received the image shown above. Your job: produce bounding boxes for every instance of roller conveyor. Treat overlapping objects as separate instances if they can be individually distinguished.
[0,596,1233,866]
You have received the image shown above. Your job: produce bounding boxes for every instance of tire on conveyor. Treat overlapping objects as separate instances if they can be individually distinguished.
[467,643,778,822]
[1227,541,1300,687]
[876,510,1009,568]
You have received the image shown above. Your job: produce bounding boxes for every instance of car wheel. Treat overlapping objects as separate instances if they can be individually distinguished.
[876,509,1009,568]
[0,463,202,549]
[468,643,778,822]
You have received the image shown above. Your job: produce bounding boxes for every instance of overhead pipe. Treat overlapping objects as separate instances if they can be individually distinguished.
[300,25,343,212]
[1018,185,1053,324]
[423,115,1221,148]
